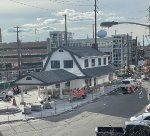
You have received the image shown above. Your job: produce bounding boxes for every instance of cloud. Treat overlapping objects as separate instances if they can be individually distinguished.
[7,28,16,33]
[41,19,62,25]
[22,23,39,28]
[41,26,55,31]
[57,9,94,22]
[22,18,63,30]
[21,28,33,33]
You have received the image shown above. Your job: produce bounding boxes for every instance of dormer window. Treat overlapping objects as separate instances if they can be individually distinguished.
[84,59,89,68]
[98,58,101,66]
[91,59,95,67]
[26,76,32,80]
[103,58,106,65]
[59,49,64,52]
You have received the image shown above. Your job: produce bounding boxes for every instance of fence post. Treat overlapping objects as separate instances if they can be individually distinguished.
[7,106,9,123]
[64,99,66,112]
[71,101,73,111]
[54,101,56,114]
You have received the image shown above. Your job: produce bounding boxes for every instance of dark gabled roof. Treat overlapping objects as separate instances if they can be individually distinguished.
[29,69,79,85]
[82,65,114,78]
[62,46,105,57]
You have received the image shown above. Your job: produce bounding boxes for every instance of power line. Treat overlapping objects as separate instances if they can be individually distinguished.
[9,0,52,11]
[49,0,93,7]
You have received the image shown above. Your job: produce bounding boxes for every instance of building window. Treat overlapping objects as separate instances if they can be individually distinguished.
[98,58,101,66]
[59,49,64,52]
[103,58,106,65]
[91,59,95,66]
[84,59,89,67]
[64,60,73,68]
[26,76,32,80]
[55,83,60,88]
[51,60,60,69]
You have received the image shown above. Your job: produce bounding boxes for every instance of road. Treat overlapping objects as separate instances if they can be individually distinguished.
[0,87,149,136]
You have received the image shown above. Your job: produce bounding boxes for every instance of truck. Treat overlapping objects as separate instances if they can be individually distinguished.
[95,122,150,136]
[121,78,139,94]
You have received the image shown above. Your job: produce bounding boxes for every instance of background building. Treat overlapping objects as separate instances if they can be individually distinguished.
[0,31,143,72]
[0,40,49,69]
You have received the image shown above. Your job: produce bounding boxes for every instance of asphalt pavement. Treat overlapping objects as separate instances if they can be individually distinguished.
[0,84,149,136]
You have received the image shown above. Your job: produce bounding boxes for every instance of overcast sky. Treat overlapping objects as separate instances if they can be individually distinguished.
[0,0,150,44]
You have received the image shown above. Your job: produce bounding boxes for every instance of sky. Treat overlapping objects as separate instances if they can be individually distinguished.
[0,0,150,45]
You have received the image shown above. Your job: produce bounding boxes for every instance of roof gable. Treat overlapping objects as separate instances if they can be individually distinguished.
[14,69,79,86]
[29,69,79,85]
[14,76,45,85]
[42,46,106,71]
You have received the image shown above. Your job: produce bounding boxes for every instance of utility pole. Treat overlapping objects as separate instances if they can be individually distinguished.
[0,28,1,43]
[93,24,95,39]
[63,14,67,46]
[143,35,145,58]
[92,0,98,50]
[131,32,133,37]
[94,0,97,50]
[14,26,21,79]
[127,33,130,72]
[135,36,138,67]
[147,6,150,35]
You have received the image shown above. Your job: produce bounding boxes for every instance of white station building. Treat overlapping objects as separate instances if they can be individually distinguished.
[14,46,115,101]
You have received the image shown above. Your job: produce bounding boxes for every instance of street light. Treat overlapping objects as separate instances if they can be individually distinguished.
[100,21,150,30]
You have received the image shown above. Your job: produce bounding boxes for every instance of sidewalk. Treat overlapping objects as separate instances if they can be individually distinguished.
[0,84,121,124]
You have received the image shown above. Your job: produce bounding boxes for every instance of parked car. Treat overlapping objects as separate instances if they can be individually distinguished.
[130,113,150,122]
[125,120,150,135]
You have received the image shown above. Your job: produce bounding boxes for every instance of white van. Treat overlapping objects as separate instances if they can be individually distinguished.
[121,78,138,93]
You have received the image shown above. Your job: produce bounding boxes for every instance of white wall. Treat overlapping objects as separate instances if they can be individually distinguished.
[45,49,84,76]
[97,75,109,84]
[70,79,85,89]
[46,79,85,90]
[75,55,109,69]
